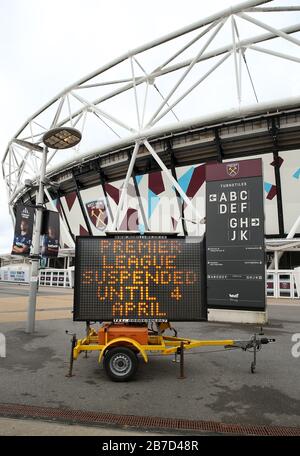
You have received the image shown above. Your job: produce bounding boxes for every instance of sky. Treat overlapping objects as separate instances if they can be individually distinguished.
[0,0,299,254]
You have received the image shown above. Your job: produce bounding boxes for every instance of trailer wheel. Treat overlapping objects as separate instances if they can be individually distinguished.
[104,347,138,382]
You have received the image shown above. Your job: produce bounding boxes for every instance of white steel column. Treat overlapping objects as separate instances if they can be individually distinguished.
[111,141,140,230]
[231,15,241,104]
[238,12,300,47]
[274,250,279,270]
[143,139,202,221]
[152,52,231,126]
[146,19,226,128]
[269,214,300,269]
[130,57,141,130]
[287,214,300,239]
[71,91,135,133]
[249,45,300,64]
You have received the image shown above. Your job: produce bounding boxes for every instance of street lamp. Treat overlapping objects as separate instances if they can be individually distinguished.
[43,127,82,149]
[26,127,82,333]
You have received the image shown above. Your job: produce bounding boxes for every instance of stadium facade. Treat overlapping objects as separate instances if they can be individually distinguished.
[42,101,300,271]
[2,0,300,278]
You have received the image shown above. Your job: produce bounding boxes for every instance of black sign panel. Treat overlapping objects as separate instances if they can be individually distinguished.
[74,236,207,322]
[41,210,60,257]
[206,159,265,311]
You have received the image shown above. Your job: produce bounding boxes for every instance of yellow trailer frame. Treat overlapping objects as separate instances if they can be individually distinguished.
[67,324,275,381]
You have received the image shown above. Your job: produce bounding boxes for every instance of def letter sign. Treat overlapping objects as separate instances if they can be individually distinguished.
[206,159,265,311]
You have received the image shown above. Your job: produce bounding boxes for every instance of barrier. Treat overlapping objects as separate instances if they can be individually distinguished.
[294,267,300,299]
[267,270,298,299]
[38,269,71,288]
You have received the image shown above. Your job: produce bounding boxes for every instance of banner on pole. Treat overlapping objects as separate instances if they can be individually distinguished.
[11,205,34,256]
[41,210,60,257]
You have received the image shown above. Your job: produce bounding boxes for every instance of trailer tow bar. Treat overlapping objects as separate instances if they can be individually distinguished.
[225,335,276,374]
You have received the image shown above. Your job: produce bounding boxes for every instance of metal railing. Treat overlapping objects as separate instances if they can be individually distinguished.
[267,270,298,299]
[39,268,71,288]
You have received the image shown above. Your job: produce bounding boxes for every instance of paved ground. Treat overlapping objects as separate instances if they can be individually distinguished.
[0,282,72,322]
[0,283,299,429]
[0,417,164,436]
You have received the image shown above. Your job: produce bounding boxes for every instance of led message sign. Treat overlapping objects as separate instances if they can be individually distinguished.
[74,236,207,322]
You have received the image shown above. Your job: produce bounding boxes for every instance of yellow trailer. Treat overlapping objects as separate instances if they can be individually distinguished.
[67,322,275,381]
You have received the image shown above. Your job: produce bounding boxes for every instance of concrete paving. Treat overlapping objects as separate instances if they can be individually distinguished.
[0,282,72,322]
[0,283,299,429]
[0,417,163,436]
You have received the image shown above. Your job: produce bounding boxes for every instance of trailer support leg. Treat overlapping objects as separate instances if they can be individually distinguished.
[251,333,257,374]
[84,322,90,358]
[178,341,186,379]
[66,334,76,378]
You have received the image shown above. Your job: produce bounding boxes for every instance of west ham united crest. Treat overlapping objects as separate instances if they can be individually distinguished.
[86,200,108,231]
[226,163,239,177]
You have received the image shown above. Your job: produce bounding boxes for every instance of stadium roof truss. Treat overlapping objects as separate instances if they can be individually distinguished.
[2,0,300,246]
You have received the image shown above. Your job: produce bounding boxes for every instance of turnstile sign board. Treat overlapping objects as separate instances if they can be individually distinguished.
[206,159,265,311]
[74,236,207,322]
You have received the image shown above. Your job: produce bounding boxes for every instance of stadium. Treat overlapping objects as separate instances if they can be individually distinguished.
[2,0,300,300]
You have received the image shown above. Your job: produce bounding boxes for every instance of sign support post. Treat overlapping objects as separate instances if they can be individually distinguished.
[26,147,47,333]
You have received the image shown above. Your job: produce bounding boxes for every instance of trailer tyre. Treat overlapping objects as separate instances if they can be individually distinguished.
[104,347,138,382]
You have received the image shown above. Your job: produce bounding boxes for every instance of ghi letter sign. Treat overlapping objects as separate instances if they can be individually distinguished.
[206,158,265,311]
